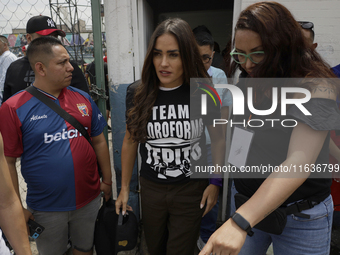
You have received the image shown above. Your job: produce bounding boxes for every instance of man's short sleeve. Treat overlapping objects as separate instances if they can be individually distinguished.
[211,66,232,107]
[222,89,233,107]
[0,102,23,157]
[90,97,107,137]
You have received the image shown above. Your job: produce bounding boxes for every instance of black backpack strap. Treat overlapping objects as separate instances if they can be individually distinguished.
[26,86,93,147]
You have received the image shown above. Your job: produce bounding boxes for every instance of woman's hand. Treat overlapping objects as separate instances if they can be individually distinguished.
[115,186,133,215]
[200,184,219,217]
[199,218,247,255]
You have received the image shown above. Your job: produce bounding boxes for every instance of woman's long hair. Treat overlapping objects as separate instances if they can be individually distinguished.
[234,2,336,88]
[127,18,207,142]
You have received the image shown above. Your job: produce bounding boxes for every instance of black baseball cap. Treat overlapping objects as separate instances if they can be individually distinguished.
[26,16,66,37]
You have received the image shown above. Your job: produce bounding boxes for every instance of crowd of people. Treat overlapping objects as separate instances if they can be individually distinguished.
[0,1,339,255]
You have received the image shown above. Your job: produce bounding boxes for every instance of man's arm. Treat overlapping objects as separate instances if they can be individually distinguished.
[92,132,112,201]
[0,134,32,255]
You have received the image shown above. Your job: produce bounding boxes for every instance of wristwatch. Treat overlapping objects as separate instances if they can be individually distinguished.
[231,212,254,236]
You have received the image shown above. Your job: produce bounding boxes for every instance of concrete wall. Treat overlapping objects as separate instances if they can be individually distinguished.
[104,0,140,218]
[159,10,233,53]
[238,0,340,67]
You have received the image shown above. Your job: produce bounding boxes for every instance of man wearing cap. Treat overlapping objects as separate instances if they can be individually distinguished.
[2,15,89,103]
[0,35,17,106]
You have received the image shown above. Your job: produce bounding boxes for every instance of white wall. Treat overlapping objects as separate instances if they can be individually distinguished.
[159,10,233,52]
[104,0,135,86]
[137,0,154,77]
[237,0,340,67]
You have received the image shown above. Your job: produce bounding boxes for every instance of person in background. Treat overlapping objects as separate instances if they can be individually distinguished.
[0,132,32,255]
[0,37,112,255]
[0,35,17,106]
[22,45,28,56]
[193,26,232,251]
[2,15,89,103]
[193,25,227,73]
[201,2,339,255]
[85,57,110,123]
[103,48,107,63]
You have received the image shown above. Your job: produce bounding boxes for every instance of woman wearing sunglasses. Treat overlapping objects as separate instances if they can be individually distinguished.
[200,2,340,255]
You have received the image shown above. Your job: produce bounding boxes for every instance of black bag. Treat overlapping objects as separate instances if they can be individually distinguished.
[94,198,118,254]
[234,193,287,235]
[94,198,139,255]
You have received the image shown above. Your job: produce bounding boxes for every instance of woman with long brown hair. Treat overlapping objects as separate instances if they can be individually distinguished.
[200,2,340,255]
[115,18,225,254]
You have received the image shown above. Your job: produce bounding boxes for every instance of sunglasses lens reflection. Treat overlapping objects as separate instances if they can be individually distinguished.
[299,22,314,30]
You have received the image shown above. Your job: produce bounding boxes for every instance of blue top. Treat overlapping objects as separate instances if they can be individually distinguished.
[206,66,232,145]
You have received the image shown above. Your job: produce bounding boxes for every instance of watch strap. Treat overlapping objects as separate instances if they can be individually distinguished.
[231,212,254,236]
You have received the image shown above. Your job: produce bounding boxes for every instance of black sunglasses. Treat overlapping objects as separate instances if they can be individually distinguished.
[298,21,314,30]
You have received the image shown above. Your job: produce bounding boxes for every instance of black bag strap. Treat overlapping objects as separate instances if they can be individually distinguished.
[26,86,93,147]
[118,211,124,226]
[285,200,319,219]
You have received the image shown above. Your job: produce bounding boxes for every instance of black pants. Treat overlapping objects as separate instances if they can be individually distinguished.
[140,177,208,255]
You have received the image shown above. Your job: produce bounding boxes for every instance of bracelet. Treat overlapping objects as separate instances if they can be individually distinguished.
[231,212,254,236]
[209,178,223,187]
[102,180,112,186]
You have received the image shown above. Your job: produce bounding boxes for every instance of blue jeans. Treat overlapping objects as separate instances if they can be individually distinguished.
[232,184,333,255]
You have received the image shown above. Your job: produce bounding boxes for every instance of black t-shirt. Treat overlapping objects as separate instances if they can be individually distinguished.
[86,61,108,87]
[85,61,109,99]
[233,81,340,204]
[3,56,89,102]
[126,81,220,184]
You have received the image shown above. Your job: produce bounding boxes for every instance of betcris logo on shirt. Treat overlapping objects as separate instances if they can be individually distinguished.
[44,128,88,143]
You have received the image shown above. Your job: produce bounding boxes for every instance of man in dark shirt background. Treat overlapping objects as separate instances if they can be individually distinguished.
[2,15,89,102]
[85,58,110,122]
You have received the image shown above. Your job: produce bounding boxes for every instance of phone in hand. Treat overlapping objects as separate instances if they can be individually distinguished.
[27,219,45,239]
